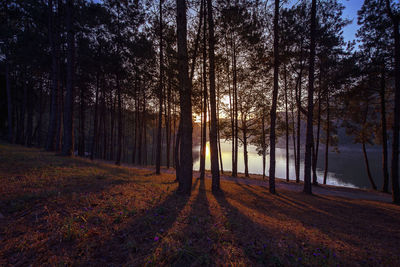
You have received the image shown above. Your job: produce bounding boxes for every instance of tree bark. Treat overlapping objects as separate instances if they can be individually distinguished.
[166,69,172,168]
[217,67,224,174]
[143,93,147,165]
[26,83,34,147]
[176,0,193,195]
[262,109,266,180]
[175,121,182,182]
[34,82,44,146]
[62,0,75,156]
[189,0,203,82]
[102,78,107,159]
[303,0,316,194]
[156,0,164,174]
[290,74,297,181]
[78,85,85,156]
[134,78,139,164]
[208,0,220,191]
[4,1,13,143]
[380,66,389,192]
[45,0,58,151]
[312,65,323,185]
[90,72,100,160]
[233,41,238,178]
[243,117,249,178]
[18,79,27,145]
[284,65,289,182]
[296,44,304,183]
[55,73,63,152]
[323,92,330,184]
[5,54,13,143]
[200,0,207,180]
[269,0,280,194]
[115,76,122,165]
[386,0,400,203]
[362,141,377,190]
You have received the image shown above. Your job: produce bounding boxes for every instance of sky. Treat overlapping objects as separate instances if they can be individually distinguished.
[339,0,364,43]
[91,0,364,43]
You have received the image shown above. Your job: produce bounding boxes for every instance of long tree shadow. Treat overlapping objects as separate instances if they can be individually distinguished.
[212,190,294,266]
[77,179,198,266]
[218,183,400,265]
[235,182,267,199]
[0,160,157,217]
[148,178,215,266]
[1,154,193,266]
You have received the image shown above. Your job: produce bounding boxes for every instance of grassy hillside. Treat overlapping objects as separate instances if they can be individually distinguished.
[0,143,399,266]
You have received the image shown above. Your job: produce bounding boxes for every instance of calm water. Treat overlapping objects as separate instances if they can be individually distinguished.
[193,140,390,190]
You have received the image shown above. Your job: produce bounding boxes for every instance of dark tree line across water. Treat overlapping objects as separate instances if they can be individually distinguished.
[0,0,399,203]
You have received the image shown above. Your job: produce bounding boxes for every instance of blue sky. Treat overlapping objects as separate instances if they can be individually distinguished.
[339,0,364,43]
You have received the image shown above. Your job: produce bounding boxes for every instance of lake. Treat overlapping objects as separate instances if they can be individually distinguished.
[193,140,390,190]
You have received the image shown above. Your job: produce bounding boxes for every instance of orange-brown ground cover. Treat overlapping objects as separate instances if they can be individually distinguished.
[0,143,400,266]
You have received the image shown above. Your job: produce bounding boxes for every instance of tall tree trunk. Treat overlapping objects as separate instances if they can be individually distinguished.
[233,40,239,178]
[296,71,301,183]
[55,73,63,152]
[175,121,182,181]
[110,93,115,160]
[90,72,100,160]
[173,101,177,168]
[115,76,122,165]
[143,96,147,165]
[62,0,74,156]
[284,65,289,182]
[380,66,389,192]
[55,0,63,152]
[4,1,13,143]
[152,119,156,165]
[199,75,203,172]
[312,80,321,185]
[296,45,304,183]
[323,91,330,184]
[133,79,138,164]
[78,85,85,156]
[138,94,143,165]
[34,82,44,146]
[312,67,322,185]
[362,141,377,190]
[207,0,220,191]
[291,76,297,181]
[227,48,235,177]
[5,54,13,143]
[26,84,33,147]
[102,80,107,159]
[166,71,172,168]
[262,109,266,180]
[303,0,316,194]
[189,0,203,82]
[243,117,249,178]
[200,0,207,180]
[386,0,400,203]
[217,67,224,174]
[269,0,279,194]
[46,0,58,151]
[18,80,27,145]
[177,0,193,195]
[156,0,164,174]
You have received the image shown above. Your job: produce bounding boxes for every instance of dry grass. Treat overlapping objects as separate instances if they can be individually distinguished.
[0,143,400,266]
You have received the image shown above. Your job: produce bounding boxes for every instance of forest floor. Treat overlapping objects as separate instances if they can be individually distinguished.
[1,143,400,266]
[110,161,392,203]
